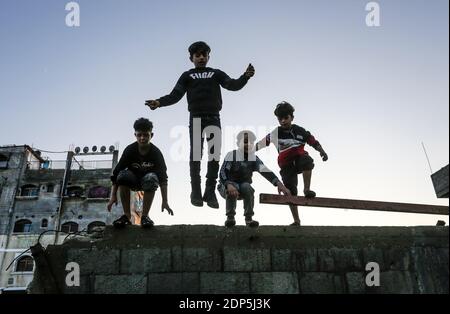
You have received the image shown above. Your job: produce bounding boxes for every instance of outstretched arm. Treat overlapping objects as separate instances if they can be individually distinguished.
[255,133,271,151]
[145,73,187,110]
[307,135,328,161]
[218,64,254,91]
[255,158,291,195]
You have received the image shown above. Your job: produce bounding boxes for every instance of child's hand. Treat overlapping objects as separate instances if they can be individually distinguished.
[145,100,160,110]
[320,151,328,161]
[107,195,117,212]
[277,182,292,196]
[161,201,174,216]
[245,63,255,78]
[227,184,240,198]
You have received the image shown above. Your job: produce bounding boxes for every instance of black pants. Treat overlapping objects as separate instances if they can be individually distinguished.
[189,114,222,186]
[280,154,314,196]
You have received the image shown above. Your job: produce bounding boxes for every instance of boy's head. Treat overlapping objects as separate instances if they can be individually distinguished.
[188,41,211,68]
[274,101,295,129]
[133,118,153,146]
[236,130,256,154]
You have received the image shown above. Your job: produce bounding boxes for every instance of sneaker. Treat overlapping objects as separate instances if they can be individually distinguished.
[113,215,131,228]
[141,216,154,228]
[304,190,316,198]
[290,221,301,227]
[203,186,219,209]
[245,218,259,228]
[225,216,236,228]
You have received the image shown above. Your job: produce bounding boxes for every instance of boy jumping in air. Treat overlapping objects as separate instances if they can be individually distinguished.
[256,102,328,226]
[145,41,255,209]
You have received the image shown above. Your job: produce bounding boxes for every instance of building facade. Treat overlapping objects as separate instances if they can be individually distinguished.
[0,145,125,293]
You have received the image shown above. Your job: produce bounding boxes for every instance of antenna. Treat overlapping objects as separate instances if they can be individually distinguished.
[421,142,433,174]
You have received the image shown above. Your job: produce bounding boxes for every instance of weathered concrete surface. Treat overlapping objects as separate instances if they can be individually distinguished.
[431,165,449,198]
[28,225,449,294]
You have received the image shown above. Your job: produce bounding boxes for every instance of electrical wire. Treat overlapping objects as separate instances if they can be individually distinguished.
[5,248,31,272]
[32,149,70,154]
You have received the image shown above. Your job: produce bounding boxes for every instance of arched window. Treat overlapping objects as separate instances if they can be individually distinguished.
[88,186,110,199]
[88,221,105,234]
[66,186,84,197]
[20,184,39,197]
[13,219,32,233]
[47,184,54,193]
[61,221,79,233]
[15,256,34,272]
[41,219,48,228]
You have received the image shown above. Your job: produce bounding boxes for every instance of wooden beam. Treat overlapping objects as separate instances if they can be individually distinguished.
[259,194,449,215]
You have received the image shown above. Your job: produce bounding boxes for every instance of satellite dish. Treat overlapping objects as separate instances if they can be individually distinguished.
[92,146,97,152]
[75,147,81,154]
[83,147,89,153]
[109,145,115,153]
[100,146,107,153]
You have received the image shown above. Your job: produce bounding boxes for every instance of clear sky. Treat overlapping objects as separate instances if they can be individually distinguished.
[0,0,448,226]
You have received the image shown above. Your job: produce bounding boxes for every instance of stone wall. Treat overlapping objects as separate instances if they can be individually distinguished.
[29,225,449,294]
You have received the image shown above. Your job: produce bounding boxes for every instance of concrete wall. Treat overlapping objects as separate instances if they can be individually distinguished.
[29,225,448,294]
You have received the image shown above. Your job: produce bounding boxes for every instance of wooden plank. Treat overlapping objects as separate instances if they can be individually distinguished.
[259,194,449,215]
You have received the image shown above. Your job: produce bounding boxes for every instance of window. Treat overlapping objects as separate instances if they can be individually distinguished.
[47,184,54,193]
[0,153,8,169]
[61,222,79,233]
[41,219,48,228]
[66,186,84,197]
[15,256,34,272]
[88,186,110,199]
[20,184,39,197]
[13,219,32,233]
[88,221,106,234]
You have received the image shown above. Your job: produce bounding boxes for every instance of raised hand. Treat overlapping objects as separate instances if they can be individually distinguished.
[245,63,255,78]
[145,100,160,110]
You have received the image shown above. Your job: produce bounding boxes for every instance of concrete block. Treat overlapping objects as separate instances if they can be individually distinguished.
[363,247,386,270]
[94,274,147,294]
[299,272,337,294]
[250,272,299,294]
[317,249,335,272]
[120,248,171,274]
[332,248,364,271]
[345,272,366,294]
[377,271,415,294]
[62,276,93,294]
[224,247,271,271]
[173,247,222,272]
[148,273,199,294]
[200,272,250,294]
[67,248,120,275]
[383,247,411,271]
[271,249,318,272]
[412,247,449,294]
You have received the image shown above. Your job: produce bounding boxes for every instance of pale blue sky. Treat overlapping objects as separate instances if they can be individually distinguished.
[0,0,448,226]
